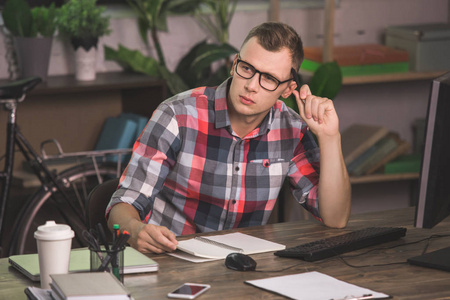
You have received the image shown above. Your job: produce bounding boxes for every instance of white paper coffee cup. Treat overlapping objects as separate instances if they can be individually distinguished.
[34,221,74,289]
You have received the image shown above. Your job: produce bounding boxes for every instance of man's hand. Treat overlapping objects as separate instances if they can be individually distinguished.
[108,203,178,254]
[292,84,339,139]
[128,222,178,254]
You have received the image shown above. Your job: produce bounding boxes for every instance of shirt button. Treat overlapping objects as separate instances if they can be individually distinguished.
[235,166,240,171]
[232,200,236,204]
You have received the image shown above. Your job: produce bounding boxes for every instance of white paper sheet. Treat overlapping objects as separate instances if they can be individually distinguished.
[245,271,390,300]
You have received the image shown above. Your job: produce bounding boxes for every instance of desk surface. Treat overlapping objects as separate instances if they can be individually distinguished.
[2,207,450,299]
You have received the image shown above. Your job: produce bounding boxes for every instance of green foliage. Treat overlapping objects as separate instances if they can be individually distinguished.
[108,0,237,94]
[104,44,189,94]
[32,3,58,37]
[104,45,160,76]
[2,0,58,37]
[175,40,237,88]
[282,62,343,113]
[2,0,34,37]
[57,0,111,39]
[126,0,204,67]
[194,0,237,43]
[309,61,343,100]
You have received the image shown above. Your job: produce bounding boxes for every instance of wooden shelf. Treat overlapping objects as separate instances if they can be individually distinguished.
[26,71,167,96]
[350,172,419,184]
[300,69,447,85]
[342,71,447,85]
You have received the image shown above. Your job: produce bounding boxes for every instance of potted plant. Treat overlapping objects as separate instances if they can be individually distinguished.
[56,0,111,81]
[1,0,58,81]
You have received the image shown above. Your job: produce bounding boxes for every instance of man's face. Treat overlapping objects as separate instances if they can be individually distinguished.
[228,37,296,125]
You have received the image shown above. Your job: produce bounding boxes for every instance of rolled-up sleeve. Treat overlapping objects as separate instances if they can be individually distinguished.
[288,127,321,221]
[106,103,180,221]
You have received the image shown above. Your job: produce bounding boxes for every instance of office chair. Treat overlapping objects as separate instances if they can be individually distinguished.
[87,178,120,240]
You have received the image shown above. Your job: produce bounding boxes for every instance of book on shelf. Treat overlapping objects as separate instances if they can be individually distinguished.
[341,124,390,166]
[50,272,131,300]
[170,232,285,263]
[348,133,409,176]
[301,44,409,77]
[365,139,410,175]
[384,153,422,174]
[9,246,158,282]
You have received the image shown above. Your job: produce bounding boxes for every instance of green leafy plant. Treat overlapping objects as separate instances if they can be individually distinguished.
[174,0,238,88]
[194,0,237,44]
[106,0,206,94]
[32,4,58,37]
[104,44,188,94]
[56,0,111,40]
[283,61,343,113]
[175,40,237,88]
[2,0,58,37]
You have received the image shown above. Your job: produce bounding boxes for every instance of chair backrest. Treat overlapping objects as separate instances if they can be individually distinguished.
[87,178,120,239]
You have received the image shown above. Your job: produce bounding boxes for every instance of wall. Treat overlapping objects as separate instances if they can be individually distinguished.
[1,0,448,79]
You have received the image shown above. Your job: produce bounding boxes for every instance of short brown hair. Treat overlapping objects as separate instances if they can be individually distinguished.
[241,22,304,71]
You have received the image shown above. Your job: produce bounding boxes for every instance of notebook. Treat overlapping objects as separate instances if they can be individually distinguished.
[50,272,131,300]
[9,246,158,281]
[170,232,285,263]
[407,246,450,272]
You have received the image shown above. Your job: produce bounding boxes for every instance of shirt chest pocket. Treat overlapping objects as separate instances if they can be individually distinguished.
[246,158,290,193]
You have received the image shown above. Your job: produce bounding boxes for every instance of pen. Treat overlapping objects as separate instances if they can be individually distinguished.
[113,224,120,244]
[96,223,109,251]
[99,231,130,275]
[111,226,123,280]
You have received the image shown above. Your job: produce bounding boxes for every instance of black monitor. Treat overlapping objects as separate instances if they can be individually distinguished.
[415,71,450,228]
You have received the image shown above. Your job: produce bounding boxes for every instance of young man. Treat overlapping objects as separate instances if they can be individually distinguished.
[107,22,351,254]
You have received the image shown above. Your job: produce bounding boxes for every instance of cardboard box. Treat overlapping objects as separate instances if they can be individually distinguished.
[386,23,450,71]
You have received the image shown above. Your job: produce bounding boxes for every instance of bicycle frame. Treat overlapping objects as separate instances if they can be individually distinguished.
[1,78,132,256]
[0,96,64,255]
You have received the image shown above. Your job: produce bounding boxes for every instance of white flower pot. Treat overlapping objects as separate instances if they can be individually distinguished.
[74,46,97,81]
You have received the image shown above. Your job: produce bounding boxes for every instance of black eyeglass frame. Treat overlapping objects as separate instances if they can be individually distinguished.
[235,57,297,92]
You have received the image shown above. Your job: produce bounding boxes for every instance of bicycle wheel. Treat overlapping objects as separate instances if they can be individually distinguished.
[9,162,121,255]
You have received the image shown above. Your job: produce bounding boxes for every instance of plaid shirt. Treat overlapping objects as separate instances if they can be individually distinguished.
[108,78,321,235]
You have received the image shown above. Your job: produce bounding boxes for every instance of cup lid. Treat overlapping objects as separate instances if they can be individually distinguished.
[34,221,75,241]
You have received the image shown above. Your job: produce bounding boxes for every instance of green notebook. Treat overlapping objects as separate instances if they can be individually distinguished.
[9,246,158,281]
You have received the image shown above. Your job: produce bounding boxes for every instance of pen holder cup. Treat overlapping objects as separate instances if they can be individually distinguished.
[89,245,125,283]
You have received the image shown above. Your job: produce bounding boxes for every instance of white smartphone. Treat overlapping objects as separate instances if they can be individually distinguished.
[167,283,211,299]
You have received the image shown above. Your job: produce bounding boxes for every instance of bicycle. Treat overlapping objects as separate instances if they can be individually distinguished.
[0,76,132,257]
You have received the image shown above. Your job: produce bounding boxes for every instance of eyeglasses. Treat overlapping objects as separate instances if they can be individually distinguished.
[235,57,294,91]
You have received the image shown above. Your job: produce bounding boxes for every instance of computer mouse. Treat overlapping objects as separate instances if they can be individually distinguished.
[225,252,257,271]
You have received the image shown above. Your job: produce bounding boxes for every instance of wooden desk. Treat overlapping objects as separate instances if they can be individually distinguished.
[1,207,450,299]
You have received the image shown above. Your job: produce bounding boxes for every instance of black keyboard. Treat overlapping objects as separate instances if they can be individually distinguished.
[274,227,407,262]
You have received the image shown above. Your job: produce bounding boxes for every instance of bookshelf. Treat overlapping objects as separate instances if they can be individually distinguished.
[314,2,438,184]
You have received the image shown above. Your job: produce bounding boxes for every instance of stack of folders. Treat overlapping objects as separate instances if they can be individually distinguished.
[341,124,410,177]
[50,272,131,300]
[301,44,409,77]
